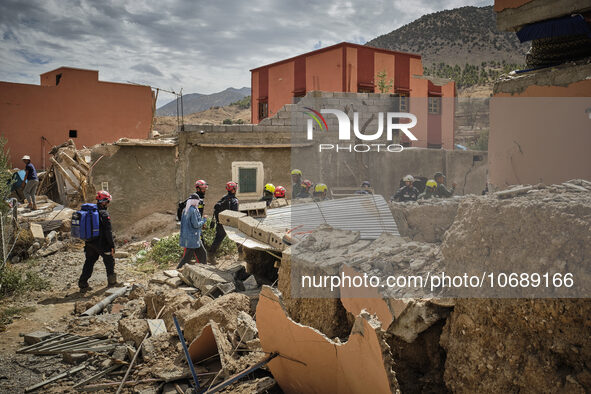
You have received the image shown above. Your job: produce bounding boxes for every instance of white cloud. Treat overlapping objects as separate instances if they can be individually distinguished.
[0,0,493,106]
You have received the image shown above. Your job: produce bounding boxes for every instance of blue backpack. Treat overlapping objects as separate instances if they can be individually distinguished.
[71,204,100,240]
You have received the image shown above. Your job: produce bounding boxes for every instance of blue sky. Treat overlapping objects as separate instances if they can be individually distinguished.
[0,0,492,107]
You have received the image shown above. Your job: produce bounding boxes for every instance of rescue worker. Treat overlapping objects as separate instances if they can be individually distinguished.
[296,179,313,198]
[433,172,456,198]
[21,155,39,210]
[78,191,116,293]
[355,181,372,195]
[291,169,303,199]
[391,175,419,202]
[261,183,275,206]
[418,180,437,200]
[312,183,329,201]
[274,186,287,199]
[208,181,239,263]
[177,193,208,269]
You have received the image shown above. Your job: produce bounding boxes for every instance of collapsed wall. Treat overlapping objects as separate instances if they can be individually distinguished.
[266,181,591,393]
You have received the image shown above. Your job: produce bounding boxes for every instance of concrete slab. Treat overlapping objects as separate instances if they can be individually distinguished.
[29,223,45,242]
[23,331,52,345]
[218,210,246,228]
[146,319,167,337]
[163,269,179,278]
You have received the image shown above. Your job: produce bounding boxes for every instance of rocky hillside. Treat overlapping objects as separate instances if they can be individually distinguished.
[367,6,528,67]
[156,87,251,116]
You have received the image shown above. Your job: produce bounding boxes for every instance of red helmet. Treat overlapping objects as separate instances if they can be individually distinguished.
[226,181,238,192]
[195,179,208,189]
[96,190,112,203]
[274,186,286,198]
[301,180,312,190]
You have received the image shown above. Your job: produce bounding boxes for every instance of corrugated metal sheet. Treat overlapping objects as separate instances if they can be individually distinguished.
[258,194,398,240]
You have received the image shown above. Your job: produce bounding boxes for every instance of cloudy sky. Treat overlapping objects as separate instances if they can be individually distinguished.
[0,0,492,107]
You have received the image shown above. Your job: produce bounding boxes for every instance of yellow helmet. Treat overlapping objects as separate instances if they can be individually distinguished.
[291,169,302,175]
[314,183,328,193]
[426,180,437,188]
[264,183,276,193]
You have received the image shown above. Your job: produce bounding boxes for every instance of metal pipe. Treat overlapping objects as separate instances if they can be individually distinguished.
[81,287,129,316]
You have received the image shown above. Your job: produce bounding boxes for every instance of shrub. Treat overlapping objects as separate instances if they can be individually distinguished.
[0,264,50,298]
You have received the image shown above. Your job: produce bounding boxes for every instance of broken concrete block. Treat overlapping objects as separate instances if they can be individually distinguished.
[268,231,286,251]
[141,337,157,361]
[165,277,183,288]
[181,264,233,292]
[118,318,148,347]
[146,319,167,337]
[149,273,168,285]
[23,331,52,345]
[389,300,452,343]
[237,215,261,237]
[218,210,246,228]
[29,223,45,242]
[236,311,258,342]
[113,251,129,258]
[206,282,236,299]
[63,352,89,364]
[242,275,258,291]
[37,241,65,257]
[163,270,179,278]
[184,293,250,343]
[45,230,57,245]
[179,286,198,295]
[251,223,273,244]
[111,345,127,362]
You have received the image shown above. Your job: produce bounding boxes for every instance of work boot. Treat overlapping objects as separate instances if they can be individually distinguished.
[107,274,118,287]
[79,285,92,293]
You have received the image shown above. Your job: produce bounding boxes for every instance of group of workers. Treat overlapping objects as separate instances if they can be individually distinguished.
[391,172,456,202]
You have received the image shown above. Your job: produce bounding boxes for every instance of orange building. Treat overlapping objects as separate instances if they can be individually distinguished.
[250,42,456,148]
[0,67,155,169]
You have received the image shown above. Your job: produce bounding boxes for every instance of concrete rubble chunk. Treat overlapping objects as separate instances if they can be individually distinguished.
[118,318,148,347]
[111,345,127,362]
[235,311,258,343]
[29,223,45,242]
[218,210,246,227]
[37,241,65,257]
[113,251,129,258]
[45,230,57,245]
[23,331,52,345]
[242,275,258,291]
[165,277,183,288]
[390,300,453,343]
[163,269,179,278]
[184,293,250,343]
[63,352,89,364]
[149,273,168,285]
[181,264,234,293]
[188,320,233,376]
[206,282,236,299]
[146,319,167,337]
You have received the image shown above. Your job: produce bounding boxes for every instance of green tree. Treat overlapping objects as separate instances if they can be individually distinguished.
[375,70,393,93]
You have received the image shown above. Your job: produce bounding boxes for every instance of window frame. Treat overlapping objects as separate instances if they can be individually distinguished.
[231,161,264,199]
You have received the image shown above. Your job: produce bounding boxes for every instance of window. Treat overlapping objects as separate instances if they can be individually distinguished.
[258,102,268,120]
[232,161,264,199]
[428,97,441,114]
[56,73,62,86]
[238,168,257,193]
[393,92,409,112]
[69,129,77,138]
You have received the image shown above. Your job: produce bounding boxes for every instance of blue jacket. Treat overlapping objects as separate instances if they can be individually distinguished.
[179,205,207,249]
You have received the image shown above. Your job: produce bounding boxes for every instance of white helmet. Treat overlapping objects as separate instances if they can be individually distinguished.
[403,174,414,182]
[22,155,31,160]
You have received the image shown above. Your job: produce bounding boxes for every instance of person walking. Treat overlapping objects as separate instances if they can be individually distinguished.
[78,191,116,293]
[177,193,208,269]
[21,155,39,210]
[208,181,239,263]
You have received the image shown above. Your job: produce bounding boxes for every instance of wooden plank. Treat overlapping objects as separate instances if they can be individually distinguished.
[58,152,88,177]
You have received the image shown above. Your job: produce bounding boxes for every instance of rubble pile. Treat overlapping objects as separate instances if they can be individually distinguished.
[37,139,95,208]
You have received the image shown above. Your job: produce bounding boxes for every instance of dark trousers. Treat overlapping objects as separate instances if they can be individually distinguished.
[177,245,207,269]
[79,244,115,288]
[209,224,227,256]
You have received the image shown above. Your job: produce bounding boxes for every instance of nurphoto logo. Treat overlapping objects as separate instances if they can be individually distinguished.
[304,108,418,153]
